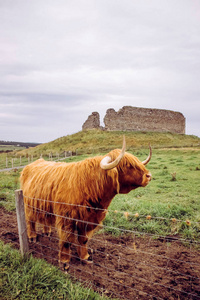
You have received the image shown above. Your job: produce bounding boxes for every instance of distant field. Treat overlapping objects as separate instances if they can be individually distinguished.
[0,140,40,153]
[0,145,26,152]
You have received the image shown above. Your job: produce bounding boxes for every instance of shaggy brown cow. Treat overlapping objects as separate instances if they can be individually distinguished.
[20,137,152,270]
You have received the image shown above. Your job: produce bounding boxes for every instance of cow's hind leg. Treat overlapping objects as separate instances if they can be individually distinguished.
[42,214,54,237]
[42,225,51,237]
[26,219,37,242]
[24,205,38,242]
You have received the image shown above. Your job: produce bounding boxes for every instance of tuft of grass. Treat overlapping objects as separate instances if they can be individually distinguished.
[0,170,20,210]
[170,172,177,181]
[0,241,109,300]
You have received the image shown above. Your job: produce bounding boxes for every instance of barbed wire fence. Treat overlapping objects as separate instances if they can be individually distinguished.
[8,189,199,299]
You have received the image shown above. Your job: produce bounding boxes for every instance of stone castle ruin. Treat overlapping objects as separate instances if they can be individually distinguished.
[82,106,185,134]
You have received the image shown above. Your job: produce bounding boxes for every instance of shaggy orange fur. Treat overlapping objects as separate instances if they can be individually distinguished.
[20,149,151,269]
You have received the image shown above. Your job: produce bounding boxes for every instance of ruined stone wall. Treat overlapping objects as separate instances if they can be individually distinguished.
[82,106,186,134]
[82,112,101,130]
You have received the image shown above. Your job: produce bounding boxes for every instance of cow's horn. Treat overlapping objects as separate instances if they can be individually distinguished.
[142,144,152,165]
[100,136,126,170]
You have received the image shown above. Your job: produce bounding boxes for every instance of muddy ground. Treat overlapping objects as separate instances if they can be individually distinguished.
[0,207,200,300]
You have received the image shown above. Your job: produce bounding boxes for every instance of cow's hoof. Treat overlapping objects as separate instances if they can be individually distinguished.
[59,261,70,272]
[42,232,51,237]
[81,257,93,265]
[29,237,37,243]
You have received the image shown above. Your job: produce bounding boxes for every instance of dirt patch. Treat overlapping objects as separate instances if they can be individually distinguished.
[1,207,200,300]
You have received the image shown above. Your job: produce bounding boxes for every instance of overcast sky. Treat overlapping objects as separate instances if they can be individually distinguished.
[0,0,200,143]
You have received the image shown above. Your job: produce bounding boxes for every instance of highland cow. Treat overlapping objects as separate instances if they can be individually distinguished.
[20,137,152,270]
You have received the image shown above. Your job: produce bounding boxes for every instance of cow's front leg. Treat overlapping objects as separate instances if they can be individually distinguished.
[58,241,71,271]
[77,235,90,262]
[26,218,38,242]
[57,220,76,272]
[77,223,95,264]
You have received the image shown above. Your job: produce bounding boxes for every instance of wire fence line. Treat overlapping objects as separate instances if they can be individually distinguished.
[4,223,199,300]
[21,214,200,271]
[0,151,74,172]
[23,195,200,232]
[0,144,152,172]
[9,190,200,299]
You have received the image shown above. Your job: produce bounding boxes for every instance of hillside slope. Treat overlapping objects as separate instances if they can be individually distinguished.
[16,130,200,157]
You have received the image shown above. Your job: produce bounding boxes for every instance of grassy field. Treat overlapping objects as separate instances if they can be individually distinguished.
[0,145,26,152]
[0,130,200,299]
[105,147,200,240]
[0,145,200,240]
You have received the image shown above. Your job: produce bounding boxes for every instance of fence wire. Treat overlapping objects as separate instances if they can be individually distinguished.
[6,195,199,299]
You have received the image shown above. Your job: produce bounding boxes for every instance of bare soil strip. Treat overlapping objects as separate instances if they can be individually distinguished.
[1,207,200,300]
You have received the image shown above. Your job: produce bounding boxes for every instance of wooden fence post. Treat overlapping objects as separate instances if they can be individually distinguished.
[15,189,29,256]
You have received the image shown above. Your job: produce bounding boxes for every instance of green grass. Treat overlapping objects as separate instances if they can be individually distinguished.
[104,148,200,240]
[0,170,20,210]
[0,241,109,300]
[0,131,200,299]
[0,147,200,240]
[0,131,200,238]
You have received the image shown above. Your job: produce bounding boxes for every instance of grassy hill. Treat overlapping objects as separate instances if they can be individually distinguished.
[16,130,200,157]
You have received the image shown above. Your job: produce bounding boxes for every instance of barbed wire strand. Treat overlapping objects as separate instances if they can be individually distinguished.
[29,234,200,300]
[2,219,199,299]
[23,195,200,227]
[27,221,200,281]
[23,204,200,299]
[2,196,200,299]
[25,202,200,251]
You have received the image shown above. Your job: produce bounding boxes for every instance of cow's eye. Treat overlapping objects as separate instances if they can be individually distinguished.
[146,173,152,179]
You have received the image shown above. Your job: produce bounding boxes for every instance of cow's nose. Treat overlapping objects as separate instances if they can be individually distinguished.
[146,173,152,181]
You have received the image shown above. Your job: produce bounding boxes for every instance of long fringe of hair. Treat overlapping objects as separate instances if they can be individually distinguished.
[20,154,121,225]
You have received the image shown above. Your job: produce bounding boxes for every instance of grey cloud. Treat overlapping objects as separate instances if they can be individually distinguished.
[0,0,200,142]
